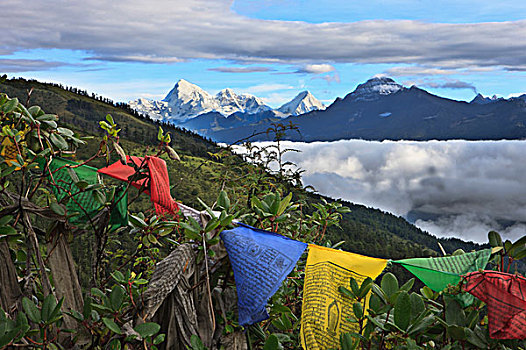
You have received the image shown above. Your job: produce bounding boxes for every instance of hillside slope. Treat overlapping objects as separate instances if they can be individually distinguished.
[0,78,481,259]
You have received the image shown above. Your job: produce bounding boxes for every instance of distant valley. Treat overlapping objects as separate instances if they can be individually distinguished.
[131,77,526,143]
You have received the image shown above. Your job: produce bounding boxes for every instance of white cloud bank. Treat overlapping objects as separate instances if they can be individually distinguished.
[249,140,526,243]
[1,0,526,71]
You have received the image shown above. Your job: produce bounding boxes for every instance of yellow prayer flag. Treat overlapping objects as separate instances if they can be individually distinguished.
[300,244,388,350]
[0,137,21,169]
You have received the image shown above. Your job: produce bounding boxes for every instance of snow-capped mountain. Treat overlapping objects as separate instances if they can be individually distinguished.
[129,98,170,121]
[214,88,271,116]
[348,77,404,102]
[129,79,323,122]
[161,79,219,120]
[278,91,325,116]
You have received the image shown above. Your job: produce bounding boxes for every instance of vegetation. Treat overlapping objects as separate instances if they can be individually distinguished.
[1,77,524,349]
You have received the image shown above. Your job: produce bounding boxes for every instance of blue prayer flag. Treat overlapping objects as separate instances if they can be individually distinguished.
[221,224,307,326]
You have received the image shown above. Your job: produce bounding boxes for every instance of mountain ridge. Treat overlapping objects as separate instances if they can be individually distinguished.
[129,79,325,122]
[182,77,526,143]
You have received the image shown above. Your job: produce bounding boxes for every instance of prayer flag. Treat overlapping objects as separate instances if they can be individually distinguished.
[463,271,526,339]
[0,138,20,168]
[42,158,128,228]
[98,156,179,217]
[301,245,387,350]
[46,157,100,223]
[393,249,491,306]
[109,186,129,231]
[220,224,307,326]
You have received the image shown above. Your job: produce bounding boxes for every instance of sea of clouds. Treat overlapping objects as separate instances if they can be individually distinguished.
[240,140,526,243]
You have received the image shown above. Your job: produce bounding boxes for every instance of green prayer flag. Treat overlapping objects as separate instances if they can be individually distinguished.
[41,157,128,229]
[394,249,492,306]
[46,158,100,223]
[109,186,128,231]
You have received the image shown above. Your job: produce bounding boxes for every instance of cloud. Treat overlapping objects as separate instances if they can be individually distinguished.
[314,73,340,83]
[2,0,526,70]
[384,66,457,76]
[405,79,477,93]
[244,83,294,93]
[208,66,273,73]
[295,64,335,74]
[86,55,185,63]
[239,140,526,243]
[0,58,69,72]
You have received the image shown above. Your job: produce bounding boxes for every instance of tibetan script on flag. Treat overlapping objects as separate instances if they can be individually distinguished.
[220,224,307,326]
[301,245,387,350]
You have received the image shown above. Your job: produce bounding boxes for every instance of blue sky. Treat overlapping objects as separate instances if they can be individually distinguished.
[1,0,525,107]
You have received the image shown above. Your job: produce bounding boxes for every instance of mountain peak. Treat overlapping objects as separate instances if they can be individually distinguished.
[470,93,504,104]
[164,79,210,101]
[349,76,404,102]
[216,88,237,98]
[278,90,325,116]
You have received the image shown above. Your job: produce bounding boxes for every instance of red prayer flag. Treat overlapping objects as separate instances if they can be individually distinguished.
[463,271,526,339]
[98,156,178,217]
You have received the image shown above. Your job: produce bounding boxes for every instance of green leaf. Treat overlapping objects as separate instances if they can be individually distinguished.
[41,294,57,322]
[409,293,425,320]
[277,192,292,216]
[0,328,20,348]
[217,190,230,211]
[340,333,357,350]
[67,309,84,322]
[448,325,467,340]
[92,190,106,205]
[352,302,364,319]
[36,113,57,121]
[400,278,415,292]
[129,214,147,228]
[90,287,106,300]
[204,217,220,233]
[263,334,282,350]
[190,334,206,350]
[381,272,399,299]
[271,304,292,314]
[50,133,68,150]
[339,286,355,299]
[465,328,488,348]
[368,294,383,313]
[102,317,122,334]
[488,231,502,247]
[57,127,74,137]
[157,127,163,141]
[445,297,466,327]
[134,322,161,338]
[0,226,17,236]
[50,202,65,216]
[394,291,411,331]
[420,286,434,299]
[111,270,126,283]
[66,166,79,183]
[407,314,435,336]
[106,114,115,125]
[2,98,18,113]
[0,215,13,227]
[153,333,165,345]
[349,278,360,297]
[358,277,373,299]
[220,215,234,227]
[109,285,125,311]
[108,338,121,350]
[22,297,41,323]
